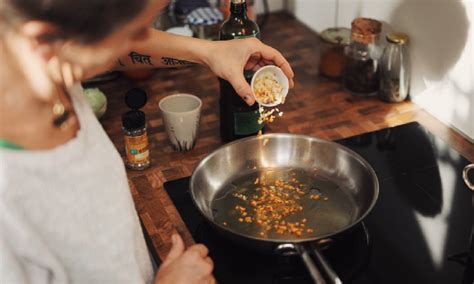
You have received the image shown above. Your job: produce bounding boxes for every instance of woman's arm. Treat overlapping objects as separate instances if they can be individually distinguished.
[112,28,294,105]
[114,29,210,69]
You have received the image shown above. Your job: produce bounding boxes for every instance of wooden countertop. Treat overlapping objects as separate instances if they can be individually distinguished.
[97,13,474,262]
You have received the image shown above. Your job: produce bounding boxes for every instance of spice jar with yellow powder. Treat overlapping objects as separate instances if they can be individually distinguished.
[122,88,150,170]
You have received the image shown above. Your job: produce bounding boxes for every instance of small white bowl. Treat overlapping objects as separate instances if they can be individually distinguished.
[251,65,289,107]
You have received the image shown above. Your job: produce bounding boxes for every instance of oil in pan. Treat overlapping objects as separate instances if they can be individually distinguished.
[211,168,357,241]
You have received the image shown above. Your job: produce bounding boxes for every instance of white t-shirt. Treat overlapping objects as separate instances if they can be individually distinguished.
[0,84,154,284]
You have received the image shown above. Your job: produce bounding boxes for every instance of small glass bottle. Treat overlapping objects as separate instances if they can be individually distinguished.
[122,88,150,170]
[379,33,410,103]
[343,18,383,96]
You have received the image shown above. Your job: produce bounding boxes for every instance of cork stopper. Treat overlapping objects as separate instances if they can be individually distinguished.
[351,18,382,44]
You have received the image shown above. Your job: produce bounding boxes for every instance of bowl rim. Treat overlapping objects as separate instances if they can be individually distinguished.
[158,93,202,115]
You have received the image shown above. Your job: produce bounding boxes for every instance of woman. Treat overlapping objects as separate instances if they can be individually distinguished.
[0,0,294,283]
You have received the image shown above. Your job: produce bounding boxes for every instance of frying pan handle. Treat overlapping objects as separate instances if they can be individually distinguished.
[463,164,474,191]
[298,244,327,284]
[275,243,326,284]
[310,243,343,284]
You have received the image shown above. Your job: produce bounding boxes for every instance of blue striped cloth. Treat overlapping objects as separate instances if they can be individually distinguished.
[186,7,224,25]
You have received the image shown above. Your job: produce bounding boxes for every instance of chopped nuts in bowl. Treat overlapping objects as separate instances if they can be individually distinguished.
[251,65,289,107]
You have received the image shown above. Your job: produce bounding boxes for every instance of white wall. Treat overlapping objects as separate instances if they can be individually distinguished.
[287,0,474,141]
[255,0,285,14]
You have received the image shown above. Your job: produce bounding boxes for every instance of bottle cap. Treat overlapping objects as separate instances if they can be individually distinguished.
[125,88,147,110]
[386,32,409,45]
[122,110,145,130]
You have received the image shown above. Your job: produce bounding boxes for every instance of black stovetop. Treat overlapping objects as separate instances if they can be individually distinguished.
[163,122,473,284]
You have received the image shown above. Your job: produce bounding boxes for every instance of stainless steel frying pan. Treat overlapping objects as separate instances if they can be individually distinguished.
[190,134,379,283]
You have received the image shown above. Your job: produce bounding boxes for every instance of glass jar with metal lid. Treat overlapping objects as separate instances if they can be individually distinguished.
[343,18,383,96]
[379,32,410,103]
[319,27,351,79]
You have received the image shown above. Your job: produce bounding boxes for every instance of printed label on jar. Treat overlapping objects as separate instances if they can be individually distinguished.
[234,110,263,136]
[124,133,150,164]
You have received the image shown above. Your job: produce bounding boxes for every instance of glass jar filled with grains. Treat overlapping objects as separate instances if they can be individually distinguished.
[343,18,382,96]
[379,32,410,103]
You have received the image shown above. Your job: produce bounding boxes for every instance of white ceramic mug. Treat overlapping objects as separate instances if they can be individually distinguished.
[159,94,202,151]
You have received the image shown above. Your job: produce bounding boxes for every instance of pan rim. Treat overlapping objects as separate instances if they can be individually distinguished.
[189,133,379,244]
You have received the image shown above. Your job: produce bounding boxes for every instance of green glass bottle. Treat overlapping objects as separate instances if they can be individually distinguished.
[219,0,262,143]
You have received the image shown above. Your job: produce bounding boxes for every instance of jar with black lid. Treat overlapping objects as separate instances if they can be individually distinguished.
[122,88,150,170]
[343,18,383,96]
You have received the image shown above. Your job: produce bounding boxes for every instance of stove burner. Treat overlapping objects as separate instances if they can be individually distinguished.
[324,222,371,281]
[194,219,370,283]
[271,254,313,284]
[162,122,474,283]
